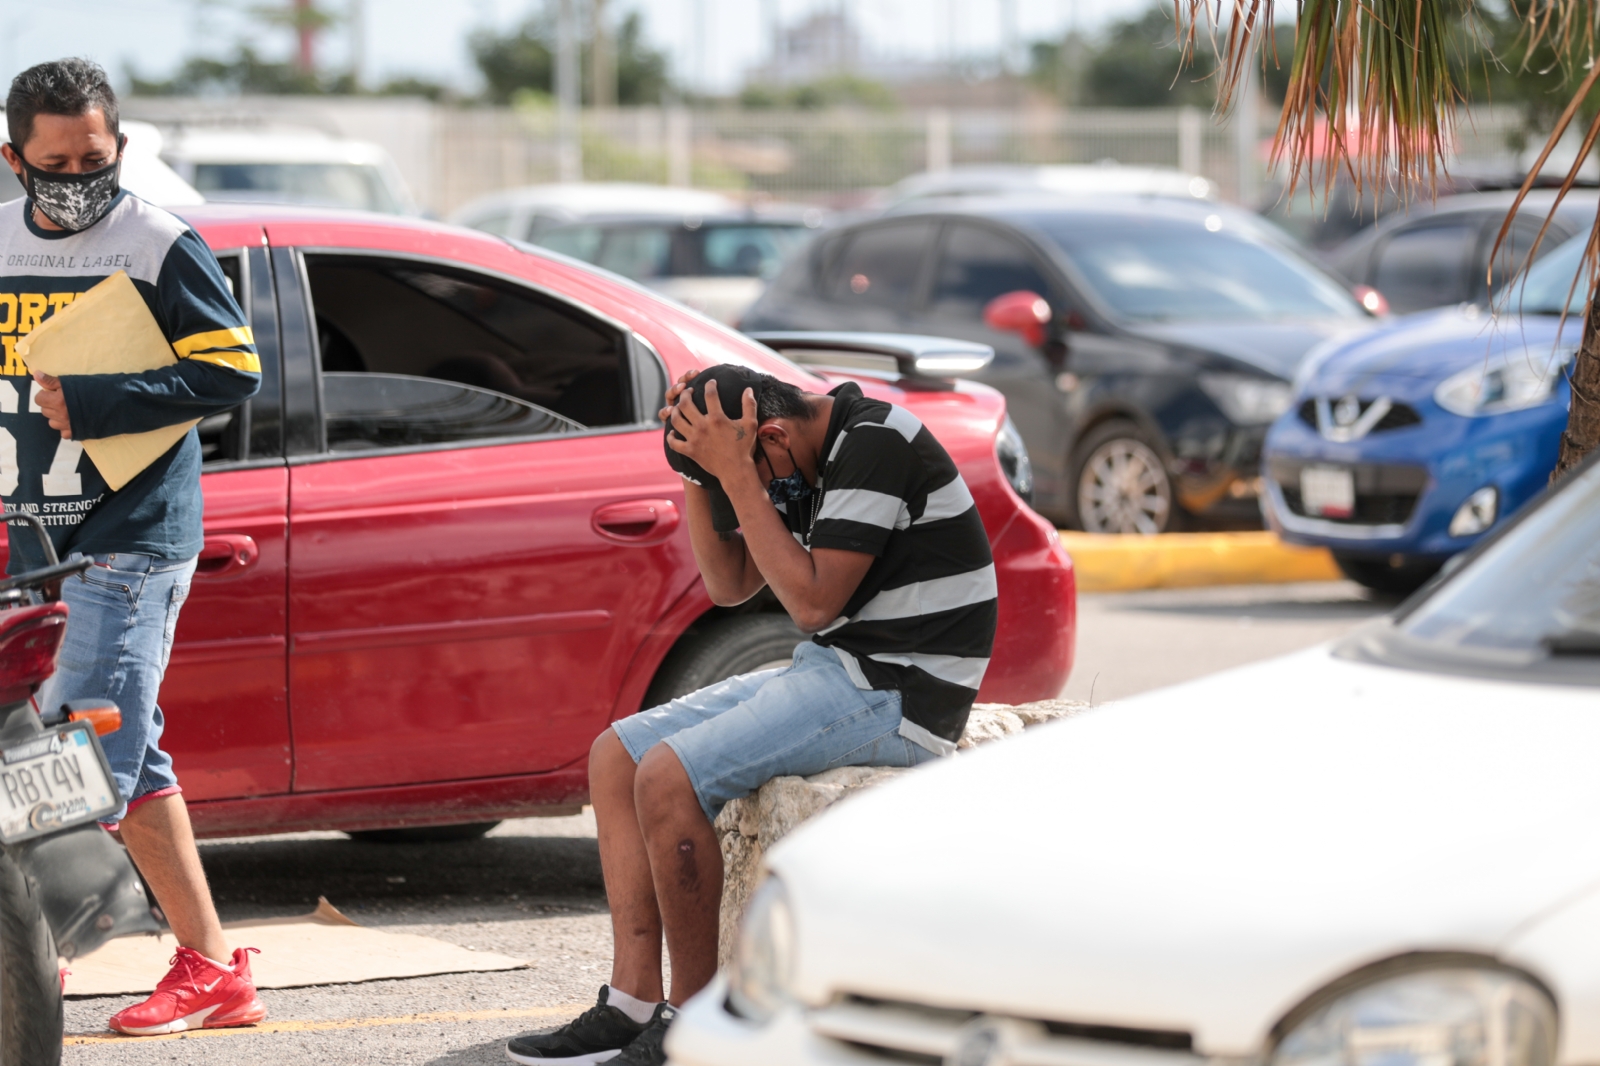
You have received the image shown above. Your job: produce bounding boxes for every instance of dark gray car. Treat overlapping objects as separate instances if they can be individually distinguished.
[742,196,1373,532]
[1328,189,1600,314]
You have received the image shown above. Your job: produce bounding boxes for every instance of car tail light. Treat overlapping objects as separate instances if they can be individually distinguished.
[0,604,67,703]
[1352,285,1389,316]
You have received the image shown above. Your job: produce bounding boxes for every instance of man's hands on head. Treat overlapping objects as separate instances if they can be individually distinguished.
[32,372,70,439]
[661,365,873,631]
[665,377,760,488]
[658,368,698,423]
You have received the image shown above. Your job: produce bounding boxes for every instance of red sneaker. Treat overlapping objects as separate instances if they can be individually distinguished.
[108,947,267,1036]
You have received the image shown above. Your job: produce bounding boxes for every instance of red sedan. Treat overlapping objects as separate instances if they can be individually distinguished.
[14,206,1076,840]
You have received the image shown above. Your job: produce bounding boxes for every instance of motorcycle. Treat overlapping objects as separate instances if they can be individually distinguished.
[0,511,158,1063]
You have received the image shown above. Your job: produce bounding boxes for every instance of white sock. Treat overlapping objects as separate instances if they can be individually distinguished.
[204,954,234,972]
[606,984,660,1025]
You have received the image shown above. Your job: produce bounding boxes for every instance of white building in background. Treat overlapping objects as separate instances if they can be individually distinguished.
[745,9,950,88]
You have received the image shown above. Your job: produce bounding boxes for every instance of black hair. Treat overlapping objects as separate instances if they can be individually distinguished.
[6,58,119,151]
[755,374,813,422]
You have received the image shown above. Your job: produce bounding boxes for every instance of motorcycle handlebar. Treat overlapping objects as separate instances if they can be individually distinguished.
[1,511,56,567]
[0,511,90,602]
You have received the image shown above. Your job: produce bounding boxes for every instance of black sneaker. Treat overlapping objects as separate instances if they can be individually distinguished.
[611,1003,677,1066]
[506,986,651,1065]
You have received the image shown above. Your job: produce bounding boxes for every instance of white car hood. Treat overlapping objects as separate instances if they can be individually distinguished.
[768,645,1600,1052]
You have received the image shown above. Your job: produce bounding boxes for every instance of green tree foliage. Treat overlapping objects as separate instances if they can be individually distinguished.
[1079,7,1218,107]
[1455,4,1600,153]
[129,46,352,95]
[739,74,896,110]
[471,11,669,106]
[1028,1,1590,132]
[373,76,453,101]
[129,46,448,99]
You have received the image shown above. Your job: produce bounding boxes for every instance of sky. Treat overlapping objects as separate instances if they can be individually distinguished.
[0,0,1156,96]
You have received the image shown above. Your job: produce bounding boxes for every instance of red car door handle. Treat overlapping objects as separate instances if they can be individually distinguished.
[196,534,258,579]
[592,500,680,543]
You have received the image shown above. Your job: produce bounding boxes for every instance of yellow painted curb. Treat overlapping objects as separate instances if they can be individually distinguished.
[1059,531,1342,593]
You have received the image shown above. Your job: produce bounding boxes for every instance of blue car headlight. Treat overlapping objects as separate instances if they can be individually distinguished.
[1434,350,1572,417]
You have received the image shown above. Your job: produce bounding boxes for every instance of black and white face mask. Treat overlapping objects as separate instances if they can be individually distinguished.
[764,448,814,506]
[11,136,124,233]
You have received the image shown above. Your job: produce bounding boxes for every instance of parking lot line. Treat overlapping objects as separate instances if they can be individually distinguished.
[64,1004,586,1045]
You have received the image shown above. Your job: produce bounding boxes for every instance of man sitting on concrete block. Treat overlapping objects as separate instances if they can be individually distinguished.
[506,364,998,1066]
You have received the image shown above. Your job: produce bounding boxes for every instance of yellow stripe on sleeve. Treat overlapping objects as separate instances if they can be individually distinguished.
[173,326,255,359]
[183,348,262,374]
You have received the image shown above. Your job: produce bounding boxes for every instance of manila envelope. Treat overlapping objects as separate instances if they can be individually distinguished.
[16,271,199,491]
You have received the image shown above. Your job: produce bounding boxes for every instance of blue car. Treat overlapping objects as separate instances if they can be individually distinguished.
[1262,232,1585,594]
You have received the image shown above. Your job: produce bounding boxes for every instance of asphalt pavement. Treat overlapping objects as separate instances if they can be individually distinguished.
[63,580,1389,1065]
[1062,579,1389,705]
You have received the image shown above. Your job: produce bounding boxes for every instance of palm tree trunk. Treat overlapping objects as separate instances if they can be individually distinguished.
[1555,290,1600,479]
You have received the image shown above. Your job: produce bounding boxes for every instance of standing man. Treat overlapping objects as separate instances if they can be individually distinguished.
[506,364,997,1065]
[0,59,264,1035]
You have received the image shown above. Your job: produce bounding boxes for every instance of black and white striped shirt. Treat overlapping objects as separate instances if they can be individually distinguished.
[792,382,997,752]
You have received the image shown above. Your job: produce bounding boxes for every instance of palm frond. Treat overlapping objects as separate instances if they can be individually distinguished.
[1181,0,1465,200]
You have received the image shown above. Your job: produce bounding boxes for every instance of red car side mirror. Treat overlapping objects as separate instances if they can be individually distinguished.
[983,291,1052,347]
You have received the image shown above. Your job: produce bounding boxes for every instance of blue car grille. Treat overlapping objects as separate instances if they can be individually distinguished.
[1297,398,1423,435]
[1268,458,1428,526]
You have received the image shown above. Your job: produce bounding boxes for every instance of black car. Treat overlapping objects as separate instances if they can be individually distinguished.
[1328,189,1600,315]
[741,196,1373,532]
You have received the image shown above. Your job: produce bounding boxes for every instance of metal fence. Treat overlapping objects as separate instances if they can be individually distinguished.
[432,105,1261,210]
[126,95,1538,219]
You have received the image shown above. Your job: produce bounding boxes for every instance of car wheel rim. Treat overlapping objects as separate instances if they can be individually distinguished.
[1078,438,1171,534]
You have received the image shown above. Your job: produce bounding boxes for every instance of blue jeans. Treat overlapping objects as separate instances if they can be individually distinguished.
[611,640,941,823]
[36,553,197,820]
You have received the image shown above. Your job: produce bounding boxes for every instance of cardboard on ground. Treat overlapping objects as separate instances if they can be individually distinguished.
[16,271,198,491]
[64,898,526,996]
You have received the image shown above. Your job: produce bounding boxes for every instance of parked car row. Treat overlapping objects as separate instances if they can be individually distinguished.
[448,175,1595,574]
[95,130,1593,581]
[743,195,1373,532]
[0,203,1074,841]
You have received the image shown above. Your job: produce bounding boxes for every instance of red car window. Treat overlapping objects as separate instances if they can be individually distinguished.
[304,253,634,445]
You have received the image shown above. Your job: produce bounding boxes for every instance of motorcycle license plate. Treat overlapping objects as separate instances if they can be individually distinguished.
[1301,466,1355,519]
[0,724,120,845]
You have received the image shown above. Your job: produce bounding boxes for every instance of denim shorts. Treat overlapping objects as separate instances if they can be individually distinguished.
[612,640,941,823]
[35,553,197,820]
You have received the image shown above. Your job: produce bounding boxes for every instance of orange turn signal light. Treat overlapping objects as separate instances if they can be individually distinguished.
[68,707,121,736]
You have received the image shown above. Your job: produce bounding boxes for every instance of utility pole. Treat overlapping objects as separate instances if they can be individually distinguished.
[945,0,957,80]
[693,0,708,97]
[348,0,366,90]
[1233,39,1260,207]
[294,0,316,73]
[556,0,583,182]
[592,0,615,108]
[837,0,852,73]
[762,0,781,84]
[998,0,1018,76]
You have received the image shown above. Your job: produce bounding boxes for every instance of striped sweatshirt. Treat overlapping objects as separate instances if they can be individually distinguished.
[0,191,260,571]
[798,382,998,750]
